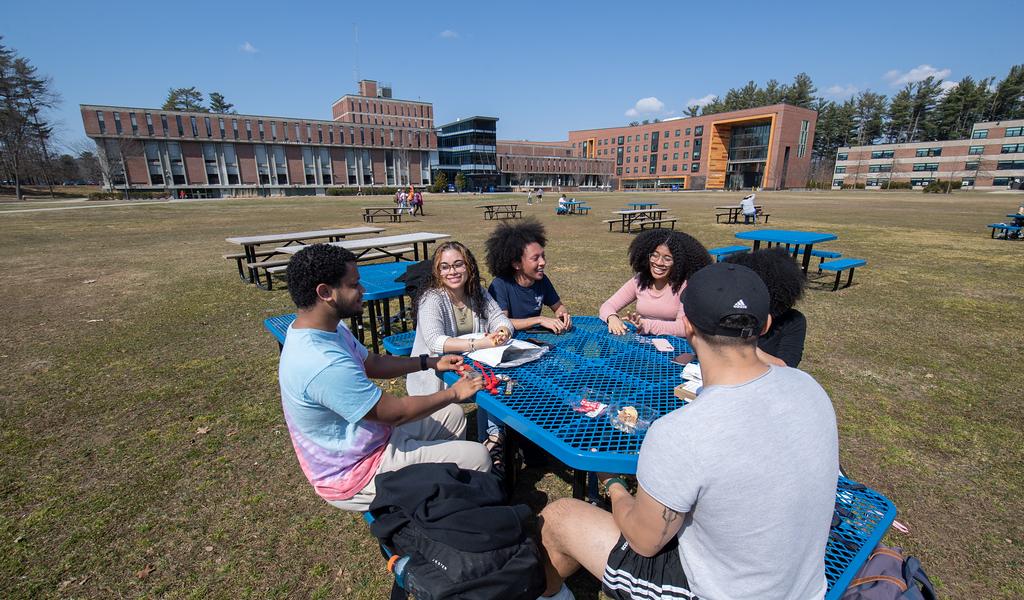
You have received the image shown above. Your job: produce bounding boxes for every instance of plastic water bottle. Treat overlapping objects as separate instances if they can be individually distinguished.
[391,556,410,589]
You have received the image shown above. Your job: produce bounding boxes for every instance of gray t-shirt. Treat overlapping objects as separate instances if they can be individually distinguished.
[637,365,838,600]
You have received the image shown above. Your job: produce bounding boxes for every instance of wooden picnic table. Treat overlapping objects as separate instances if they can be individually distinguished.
[225,226,385,284]
[716,205,766,224]
[277,231,452,263]
[475,203,522,220]
[606,208,669,232]
[362,206,406,223]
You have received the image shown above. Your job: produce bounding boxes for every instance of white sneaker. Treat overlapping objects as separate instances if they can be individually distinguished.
[538,583,576,600]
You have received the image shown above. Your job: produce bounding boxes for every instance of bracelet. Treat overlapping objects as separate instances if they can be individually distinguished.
[603,477,629,495]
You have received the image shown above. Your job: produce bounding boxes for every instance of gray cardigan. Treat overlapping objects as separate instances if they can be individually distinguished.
[406,288,513,395]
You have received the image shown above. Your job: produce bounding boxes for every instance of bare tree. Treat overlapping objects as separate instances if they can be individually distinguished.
[89,137,144,199]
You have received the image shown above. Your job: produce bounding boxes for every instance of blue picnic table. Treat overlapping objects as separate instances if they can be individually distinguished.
[437,315,895,599]
[735,229,838,274]
[627,202,658,210]
[262,261,412,353]
[1006,214,1024,226]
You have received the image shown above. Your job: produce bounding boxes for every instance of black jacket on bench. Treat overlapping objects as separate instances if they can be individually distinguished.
[369,462,545,600]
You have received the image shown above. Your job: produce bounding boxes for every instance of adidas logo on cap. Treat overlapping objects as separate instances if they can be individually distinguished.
[733,299,747,309]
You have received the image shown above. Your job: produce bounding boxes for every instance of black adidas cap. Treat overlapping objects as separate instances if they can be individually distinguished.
[682,263,770,338]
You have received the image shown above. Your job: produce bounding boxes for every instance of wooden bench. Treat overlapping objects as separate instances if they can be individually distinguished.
[708,245,750,261]
[637,218,677,231]
[258,246,416,290]
[247,258,292,290]
[224,249,280,280]
[819,258,866,291]
[489,209,523,220]
[363,207,403,223]
[989,223,1023,239]
[603,218,620,232]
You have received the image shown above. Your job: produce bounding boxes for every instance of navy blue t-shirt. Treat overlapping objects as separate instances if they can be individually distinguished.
[487,275,561,319]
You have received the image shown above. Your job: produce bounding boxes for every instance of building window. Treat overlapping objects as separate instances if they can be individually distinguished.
[1001,143,1024,154]
[675,129,680,136]
[217,118,224,138]
[694,126,703,136]
[673,153,679,160]
[870,150,895,159]
[997,160,1024,170]
[909,178,935,187]
[961,177,975,186]
[175,115,184,136]
[684,152,689,159]
[868,164,892,173]
[798,120,809,158]
[232,119,238,139]
[968,145,984,155]
[129,112,138,135]
[160,114,168,134]
[145,113,154,135]
[684,139,689,148]
[616,167,622,175]
[673,141,680,148]
[643,133,648,140]
[113,111,122,134]
[627,136,632,142]
[965,160,980,170]
[993,177,1010,186]
[866,179,880,187]
[915,147,942,157]
[835,166,847,173]
[190,116,198,137]
[833,179,844,187]
[691,162,700,172]
[617,136,624,144]
[681,164,687,171]
[96,111,106,133]
[685,128,691,135]
[837,152,848,160]
[912,163,939,171]
[971,129,988,139]
[202,143,220,184]
[626,156,631,163]
[1006,127,1023,137]
[672,164,678,171]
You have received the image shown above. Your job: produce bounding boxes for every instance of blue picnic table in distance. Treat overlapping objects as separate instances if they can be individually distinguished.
[735,229,838,273]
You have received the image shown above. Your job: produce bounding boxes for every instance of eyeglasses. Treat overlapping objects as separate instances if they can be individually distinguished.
[649,252,674,266]
[439,260,467,273]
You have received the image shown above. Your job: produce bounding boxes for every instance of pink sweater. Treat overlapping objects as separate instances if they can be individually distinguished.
[599,276,686,336]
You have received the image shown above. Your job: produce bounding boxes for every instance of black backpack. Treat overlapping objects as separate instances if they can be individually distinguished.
[369,463,546,600]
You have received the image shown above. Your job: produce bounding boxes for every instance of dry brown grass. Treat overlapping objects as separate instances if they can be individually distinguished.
[1,189,1022,598]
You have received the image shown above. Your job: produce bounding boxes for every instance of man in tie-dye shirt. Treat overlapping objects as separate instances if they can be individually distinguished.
[279,244,491,511]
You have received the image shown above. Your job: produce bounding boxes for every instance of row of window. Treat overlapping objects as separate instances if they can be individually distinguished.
[969,126,1024,138]
[95,110,432,148]
[615,162,700,176]
[595,126,704,148]
[915,147,942,157]
[839,159,1024,173]
[1002,143,1024,153]
[836,176,1017,187]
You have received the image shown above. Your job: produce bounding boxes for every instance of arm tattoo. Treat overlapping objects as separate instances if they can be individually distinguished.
[659,506,680,540]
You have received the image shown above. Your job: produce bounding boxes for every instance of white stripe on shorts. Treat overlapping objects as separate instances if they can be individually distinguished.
[602,565,696,599]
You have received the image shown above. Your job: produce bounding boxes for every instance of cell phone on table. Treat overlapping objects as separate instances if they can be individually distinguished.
[671,352,696,366]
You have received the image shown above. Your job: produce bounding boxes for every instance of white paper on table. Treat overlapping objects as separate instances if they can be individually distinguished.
[459,334,548,368]
[681,362,703,382]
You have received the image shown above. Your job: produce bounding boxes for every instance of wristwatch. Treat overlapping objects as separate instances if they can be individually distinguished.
[603,477,628,495]
[419,354,429,371]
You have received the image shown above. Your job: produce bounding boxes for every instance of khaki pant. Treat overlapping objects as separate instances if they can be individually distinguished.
[328,404,491,511]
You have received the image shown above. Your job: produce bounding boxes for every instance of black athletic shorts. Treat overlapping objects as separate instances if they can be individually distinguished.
[601,535,697,599]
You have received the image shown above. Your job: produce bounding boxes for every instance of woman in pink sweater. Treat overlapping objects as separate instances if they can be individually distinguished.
[600,229,712,336]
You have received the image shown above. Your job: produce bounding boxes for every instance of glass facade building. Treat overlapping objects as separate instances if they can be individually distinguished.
[436,116,499,190]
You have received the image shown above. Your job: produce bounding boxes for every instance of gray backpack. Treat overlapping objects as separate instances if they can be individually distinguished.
[841,546,937,599]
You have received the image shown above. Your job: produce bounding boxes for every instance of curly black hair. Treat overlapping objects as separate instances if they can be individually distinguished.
[725,247,805,319]
[287,244,358,309]
[628,229,712,294]
[484,218,548,279]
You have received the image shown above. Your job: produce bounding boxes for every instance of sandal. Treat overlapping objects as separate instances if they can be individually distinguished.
[484,434,505,480]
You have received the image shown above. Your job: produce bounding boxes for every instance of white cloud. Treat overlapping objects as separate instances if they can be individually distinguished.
[884,64,951,86]
[685,94,716,108]
[825,84,859,99]
[623,96,665,117]
[439,29,459,39]
[240,41,259,54]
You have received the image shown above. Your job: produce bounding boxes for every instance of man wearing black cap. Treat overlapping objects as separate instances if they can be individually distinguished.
[535,263,839,600]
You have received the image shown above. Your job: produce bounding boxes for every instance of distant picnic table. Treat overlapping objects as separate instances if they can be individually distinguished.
[604,208,674,232]
[362,206,405,223]
[476,203,522,220]
[734,229,838,274]
[716,205,767,224]
[626,202,658,210]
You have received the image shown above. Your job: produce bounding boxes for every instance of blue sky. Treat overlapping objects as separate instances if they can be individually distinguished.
[3,0,1018,150]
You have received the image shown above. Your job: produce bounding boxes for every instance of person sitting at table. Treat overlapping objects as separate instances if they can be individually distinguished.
[485,219,572,334]
[406,241,514,473]
[556,194,569,215]
[600,229,711,337]
[535,262,839,600]
[725,247,807,368]
[740,192,757,224]
[278,244,491,512]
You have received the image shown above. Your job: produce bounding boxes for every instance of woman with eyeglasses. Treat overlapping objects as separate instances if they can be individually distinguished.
[599,229,712,336]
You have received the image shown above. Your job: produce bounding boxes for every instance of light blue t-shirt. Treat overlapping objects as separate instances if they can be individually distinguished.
[278,322,391,501]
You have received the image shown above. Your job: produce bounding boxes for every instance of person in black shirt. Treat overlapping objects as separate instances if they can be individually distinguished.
[726,248,806,367]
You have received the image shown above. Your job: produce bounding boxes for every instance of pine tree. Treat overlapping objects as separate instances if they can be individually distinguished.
[208,92,235,114]
[885,86,914,143]
[162,86,205,111]
[988,64,1024,120]
[783,72,817,108]
[852,91,887,145]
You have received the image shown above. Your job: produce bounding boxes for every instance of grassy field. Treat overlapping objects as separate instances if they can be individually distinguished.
[1,189,1022,598]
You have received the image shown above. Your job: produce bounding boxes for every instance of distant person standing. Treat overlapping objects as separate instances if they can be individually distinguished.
[412,190,424,216]
[741,192,757,224]
[527,189,534,206]
[536,188,544,203]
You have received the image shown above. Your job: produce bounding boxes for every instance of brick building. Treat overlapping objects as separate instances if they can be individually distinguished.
[568,103,817,191]
[832,118,1024,190]
[80,79,437,197]
[496,140,613,189]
